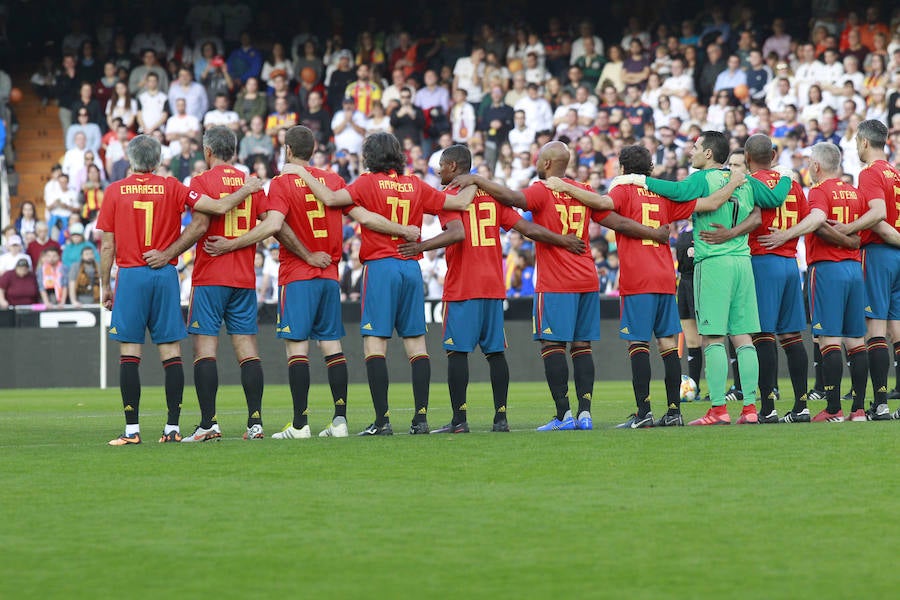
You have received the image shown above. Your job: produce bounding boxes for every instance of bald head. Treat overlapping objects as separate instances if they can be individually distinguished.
[537,141,571,178]
[744,134,776,170]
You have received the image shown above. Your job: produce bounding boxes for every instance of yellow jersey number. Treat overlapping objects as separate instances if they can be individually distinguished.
[466,202,497,247]
[771,195,799,230]
[554,204,586,239]
[132,200,154,246]
[641,202,660,246]
[386,196,410,240]
[221,192,253,237]
[305,193,328,238]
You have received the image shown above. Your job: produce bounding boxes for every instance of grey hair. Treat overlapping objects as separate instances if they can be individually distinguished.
[203,126,237,161]
[126,134,162,173]
[810,142,842,175]
[857,119,888,148]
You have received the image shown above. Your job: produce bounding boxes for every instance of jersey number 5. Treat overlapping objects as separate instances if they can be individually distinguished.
[641,203,660,246]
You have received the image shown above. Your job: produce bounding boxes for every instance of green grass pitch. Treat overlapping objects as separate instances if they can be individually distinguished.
[2,379,899,598]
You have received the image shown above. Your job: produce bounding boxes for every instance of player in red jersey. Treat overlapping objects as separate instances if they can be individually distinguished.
[397,144,585,433]
[451,140,672,431]
[283,132,477,435]
[142,127,270,442]
[204,126,419,439]
[760,143,872,422]
[829,120,900,419]
[546,146,744,428]
[98,134,262,446]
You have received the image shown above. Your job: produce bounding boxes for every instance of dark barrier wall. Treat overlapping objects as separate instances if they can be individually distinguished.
[0,299,819,389]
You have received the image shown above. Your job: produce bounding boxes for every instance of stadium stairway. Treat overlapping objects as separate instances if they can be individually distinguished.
[8,83,63,219]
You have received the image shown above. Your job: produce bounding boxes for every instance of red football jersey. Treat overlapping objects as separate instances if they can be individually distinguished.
[609,184,695,295]
[187,164,267,288]
[523,179,599,293]
[748,170,809,258]
[806,178,863,264]
[439,188,523,301]
[97,173,193,268]
[266,167,349,285]
[858,159,900,246]
[347,171,446,262]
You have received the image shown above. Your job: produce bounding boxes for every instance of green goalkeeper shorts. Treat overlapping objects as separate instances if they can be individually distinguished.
[694,255,761,336]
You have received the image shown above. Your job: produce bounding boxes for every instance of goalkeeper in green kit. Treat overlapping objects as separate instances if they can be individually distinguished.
[612,131,792,425]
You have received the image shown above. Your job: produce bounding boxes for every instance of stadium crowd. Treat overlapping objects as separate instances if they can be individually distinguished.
[2,4,900,307]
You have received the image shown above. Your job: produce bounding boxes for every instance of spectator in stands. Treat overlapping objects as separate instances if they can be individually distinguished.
[698,43,727,104]
[203,93,240,133]
[298,89,331,149]
[14,202,38,238]
[201,53,235,102]
[294,40,324,85]
[597,45,625,94]
[238,114,273,164]
[71,81,105,133]
[327,49,356,113]
[714,55,748,94]
[345,63,383,117]
[265,96,298,140]
[622,40,650,89]
[453,46,486,107]
[79,163,105,224]
[762,18,792,60]
[747,50,772,101]
[61,223,97,270]
[863,53,889,95]
[69,148,104,191]
[508,109,535,155]
[26,222,60,268]
[364,100,392,135]
[0,258,39,308]
[128,49,169,96]
[136,72,169,134]
[450,88,475,144]
[261,42,293,89]
[168,67,209,122]
[571,20,604,66]
[61,131,90,176]
[515,83,553,133]
[228,32,263,86]
[168,137,204,182]
[340,237,364,302]
[266,70,300,114]
[165,98,201,143]
[234,76,267,130]
[55,54,79,133]
[68,245,100,306]
[105,81,138,132]
[331,96,366,157]
[0,235,31,273]
[104,123,132,178]
[30,56,56,106]
[36,246,67,307]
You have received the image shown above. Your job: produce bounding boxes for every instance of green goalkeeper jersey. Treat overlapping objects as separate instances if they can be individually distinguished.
[645,169,790,263]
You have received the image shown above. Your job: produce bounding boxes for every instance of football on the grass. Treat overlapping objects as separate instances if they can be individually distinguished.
[680,375,698,402]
